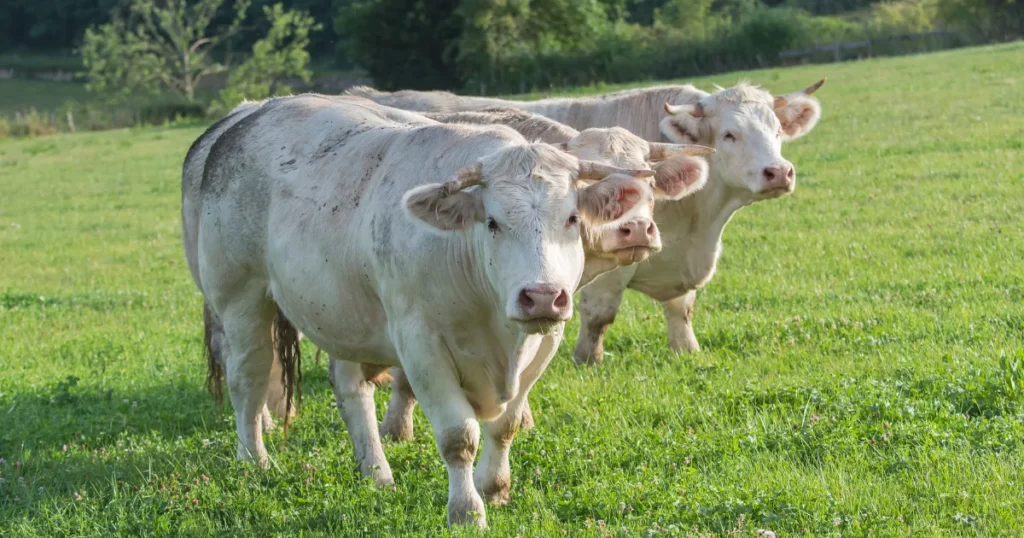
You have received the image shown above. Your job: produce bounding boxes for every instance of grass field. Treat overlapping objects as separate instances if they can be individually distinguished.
[1,42,1023,536]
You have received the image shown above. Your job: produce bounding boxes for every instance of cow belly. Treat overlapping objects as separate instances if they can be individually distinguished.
[627,264,705,303]
[271,276,399,366]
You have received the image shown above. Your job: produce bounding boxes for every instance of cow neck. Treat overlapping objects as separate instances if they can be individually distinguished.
[660,166,753,280]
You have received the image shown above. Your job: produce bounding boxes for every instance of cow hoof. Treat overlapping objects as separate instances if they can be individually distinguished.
[478,476,511,506]
[379,419,414,442]
[261,406,276,432]
[519,407,535,431]
[236,442,269,469]
[572,350,603,366]
[372,472,395,489]
[668,336,700,354]
[447,494,487,528]
[573,340,604,366]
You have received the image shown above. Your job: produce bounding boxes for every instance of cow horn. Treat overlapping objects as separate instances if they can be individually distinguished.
[578,161,656,181]
[648,142,716,161]
[663,102,705,118]
[773,77,826,109]
[441,163,483,195]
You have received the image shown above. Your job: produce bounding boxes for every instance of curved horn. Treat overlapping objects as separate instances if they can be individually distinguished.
[440,163,483,195]
[648,142,716,161]
[578,161,656,181]
[774,77,827,109]
[664,102,705,118]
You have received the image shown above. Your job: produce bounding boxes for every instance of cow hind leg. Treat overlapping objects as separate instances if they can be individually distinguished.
[380,367,417,442]
[663,291,700,353]
[329,359,394,487]
[216,293,279,467]
[573,284,626,365]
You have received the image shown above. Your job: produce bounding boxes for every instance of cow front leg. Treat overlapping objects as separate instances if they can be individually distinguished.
[383,368,534,438]
[396,338,486,527]
[573,281,627,365]
[474,403,521,506]
[519,399,535,431]
[328,359,394,487]
[380,367,417,442]
[663,291,700,353]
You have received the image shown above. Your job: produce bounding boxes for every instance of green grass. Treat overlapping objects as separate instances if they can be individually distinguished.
[1,42,1023,536]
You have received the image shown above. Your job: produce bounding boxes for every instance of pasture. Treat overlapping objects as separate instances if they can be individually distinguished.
[1,42,1023,536]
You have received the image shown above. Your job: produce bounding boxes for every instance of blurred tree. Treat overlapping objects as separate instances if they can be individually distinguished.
[936,0,1024,41]
[457,0,613,91]
[217,3,320,108]
[335,0,463,90]
[81,0,250,103]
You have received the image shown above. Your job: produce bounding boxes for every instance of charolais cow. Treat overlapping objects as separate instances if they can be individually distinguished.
[348,79,825,362]
[183,100,711,430]
[185,94,666,527]
[378,106,715,440]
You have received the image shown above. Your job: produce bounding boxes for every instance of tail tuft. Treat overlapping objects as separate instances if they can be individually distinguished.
[203,303,224,410]
[273,307,302,435]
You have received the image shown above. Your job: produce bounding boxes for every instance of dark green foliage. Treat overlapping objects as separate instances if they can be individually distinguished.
[335,0,463,90]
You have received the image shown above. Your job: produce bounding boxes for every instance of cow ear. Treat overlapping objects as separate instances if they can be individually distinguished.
[578,176,651,225]
[402,182,485,232]
[775,95,821,141]
[659,113,702,144]
[652,156,708,200]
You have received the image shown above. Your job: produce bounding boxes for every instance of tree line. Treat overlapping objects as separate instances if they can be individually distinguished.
[2,0,1022,97]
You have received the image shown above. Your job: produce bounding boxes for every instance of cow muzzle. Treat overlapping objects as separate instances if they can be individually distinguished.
[604,218,662,265]
[757,162,796,198]
[510,284,572,331]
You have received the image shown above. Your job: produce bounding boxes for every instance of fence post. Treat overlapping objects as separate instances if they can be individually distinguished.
[66,110,76,133]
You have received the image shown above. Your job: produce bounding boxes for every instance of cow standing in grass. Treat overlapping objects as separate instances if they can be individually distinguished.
[378,106,715,440]
[183,100,712,433]
[348,80,825,362]
[183,94,672,527]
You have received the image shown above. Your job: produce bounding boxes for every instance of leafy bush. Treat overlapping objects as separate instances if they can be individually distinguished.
[216,4,320,111]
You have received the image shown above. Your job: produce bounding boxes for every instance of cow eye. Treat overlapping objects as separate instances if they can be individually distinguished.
[486,217,501,233]
[723,132,736,142]
[566,213,580,227]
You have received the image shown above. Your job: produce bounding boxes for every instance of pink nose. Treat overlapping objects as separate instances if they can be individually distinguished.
[616,219,658,248]
[762,164,795,187]
[517,285,571,320]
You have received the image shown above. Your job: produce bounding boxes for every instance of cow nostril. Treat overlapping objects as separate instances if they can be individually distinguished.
[553,290,569,309]
[786,167,795,180]
[763,167,777,183]
[645,222,656,237]
[619,226,632,238]
[518,290,535,310]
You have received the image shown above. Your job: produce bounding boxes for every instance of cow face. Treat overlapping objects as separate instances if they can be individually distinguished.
[561,128,713,265]
[403,144,653,333]
[660,80,824,200]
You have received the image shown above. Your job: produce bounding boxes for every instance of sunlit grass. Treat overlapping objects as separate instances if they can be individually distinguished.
[1,42,1022,536]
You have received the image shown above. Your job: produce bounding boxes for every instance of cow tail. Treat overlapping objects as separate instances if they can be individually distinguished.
[203,302,224,411]
[273,307,302,436]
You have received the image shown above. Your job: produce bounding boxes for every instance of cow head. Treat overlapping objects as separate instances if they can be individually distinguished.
[561,127,714,264]
[403,144,653,332]
[660,79,824,200]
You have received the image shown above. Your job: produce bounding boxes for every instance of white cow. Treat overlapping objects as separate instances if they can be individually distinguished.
[349,80,825,362]
[185,94,666,527]
[184,100,711,430]
[379,106,714,440]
